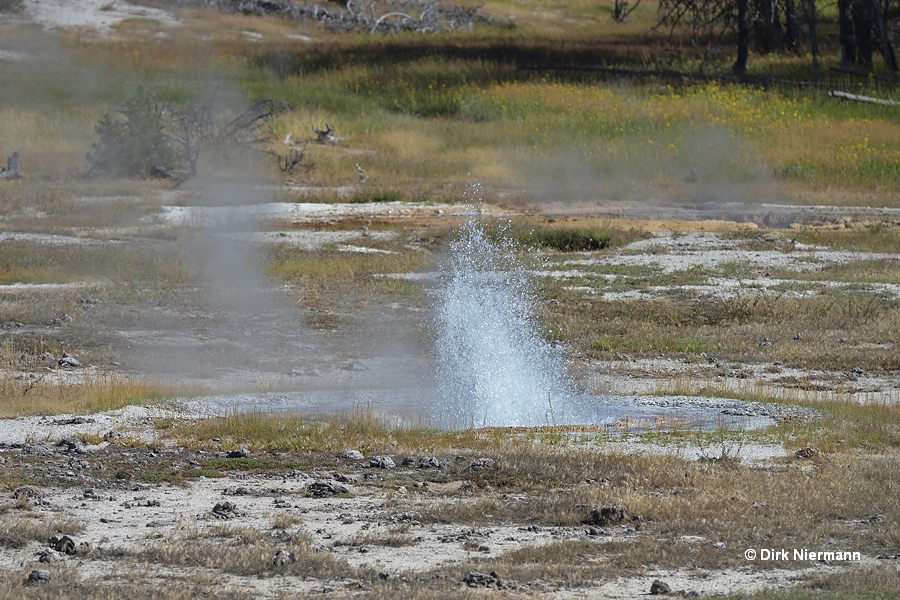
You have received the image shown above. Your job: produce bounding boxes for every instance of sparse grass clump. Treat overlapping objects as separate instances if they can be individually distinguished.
[102,524,359,579]
[0,514,84,549]
[0,370,176,418]
[513,225,613,252]
[169,408,483,454]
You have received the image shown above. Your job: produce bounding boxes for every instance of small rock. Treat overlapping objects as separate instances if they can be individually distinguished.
[463,571,495,587]
[25,570,51,585]
[418,456,441,469]
[308,479,350,498]
[713,541,727,550]
[50,535,77,555]
[225,448,251,459]
[36,549,60,564]
[650,579,671,595]
[369,455,395,469]
[794,447,819,459]
[146,520,174,527]
[57,438,89,454]
[470,457,497,471]
[272,549,296,566]
[211,501,241,519]
[586,503,627,526]
[21,443,54,457]
[57,354,82,368]
[13,486,43,501]
[339,449,364,461]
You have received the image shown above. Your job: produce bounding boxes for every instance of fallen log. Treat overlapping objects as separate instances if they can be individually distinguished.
[827,91,900,106]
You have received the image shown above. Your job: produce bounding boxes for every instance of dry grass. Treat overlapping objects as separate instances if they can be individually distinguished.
[100,523,362,579]
[0,565,253,600]
[0,513,84,549]
[0,360,185,418]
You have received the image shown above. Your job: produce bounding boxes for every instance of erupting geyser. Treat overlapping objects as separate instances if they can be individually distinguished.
[433,219,580,427]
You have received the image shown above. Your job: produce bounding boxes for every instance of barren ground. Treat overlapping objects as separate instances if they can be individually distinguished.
[2,191,899,598]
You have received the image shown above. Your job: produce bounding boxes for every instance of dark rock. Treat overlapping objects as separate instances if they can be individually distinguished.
[25,570,51,585]
[21,443,54,457]
[463,571,494,587]
[586,503,627,526]
[650,579,671,595]
[418,456,441,469]
[50,535,77,555]
[36,549,60,564]
[146,520,174,527]
[390,511,421,524]
[211,501,244,519]
[272,549,296,566]
[13,485,43,501]
[308,479,350,497]
[226,448,251,459]
[470,457,497,471]
[332,472,356,483]
[52,416,94,426]
[57,438,89,454]
[369,455,395,469]
[69,457,90,471]
[794,447,820,459]
[57,353,81,368]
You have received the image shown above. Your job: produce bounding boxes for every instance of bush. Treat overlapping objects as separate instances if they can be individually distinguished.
[0,0,24,13]
[514,226,613,252]
[86,87,177,179]
[86,87,291,183]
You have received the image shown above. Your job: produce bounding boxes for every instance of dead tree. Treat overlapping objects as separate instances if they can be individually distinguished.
[313,123,336,144]
[87,87,292,185]
[613,0,642,22]
[178,0,485,34]
[0,151,22,179]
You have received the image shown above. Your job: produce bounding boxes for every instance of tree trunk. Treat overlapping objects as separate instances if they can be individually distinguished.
[872,0,898,71]
[804,0,820,81]
[733,0,750,74]
[753,0,784,53]
[784,0,800,50]
[840,0,857,68]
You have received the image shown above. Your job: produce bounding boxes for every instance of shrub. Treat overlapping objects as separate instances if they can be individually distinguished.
[86,86,177,179]
[515,226,613,252]
[0,0,24,13]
